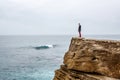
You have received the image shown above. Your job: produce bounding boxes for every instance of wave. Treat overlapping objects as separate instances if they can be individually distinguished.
[33,44,57,50]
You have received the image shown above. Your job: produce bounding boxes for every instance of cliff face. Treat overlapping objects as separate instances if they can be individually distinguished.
[53,37,120,80]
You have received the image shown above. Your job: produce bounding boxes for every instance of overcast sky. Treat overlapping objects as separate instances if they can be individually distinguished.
[0,0,120,35]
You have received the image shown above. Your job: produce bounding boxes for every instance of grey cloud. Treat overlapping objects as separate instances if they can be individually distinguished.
[0,0,120,35]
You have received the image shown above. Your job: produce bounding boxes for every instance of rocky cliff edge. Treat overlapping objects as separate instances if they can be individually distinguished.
[53,37,120,80]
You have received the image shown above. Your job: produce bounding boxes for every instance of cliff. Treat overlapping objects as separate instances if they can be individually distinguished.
[53,37,120,80]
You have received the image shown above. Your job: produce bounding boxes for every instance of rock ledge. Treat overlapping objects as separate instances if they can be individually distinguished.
[53,37,120,80]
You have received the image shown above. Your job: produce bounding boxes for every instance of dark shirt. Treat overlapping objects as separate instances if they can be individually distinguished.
[78,24,81,32]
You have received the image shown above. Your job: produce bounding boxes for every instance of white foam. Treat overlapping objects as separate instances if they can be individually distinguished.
[46,45,53,48]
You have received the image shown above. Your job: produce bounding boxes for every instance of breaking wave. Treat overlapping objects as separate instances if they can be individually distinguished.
[33,45,57,50]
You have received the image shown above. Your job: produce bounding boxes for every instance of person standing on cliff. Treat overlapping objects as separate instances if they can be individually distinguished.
[78,23,81,37]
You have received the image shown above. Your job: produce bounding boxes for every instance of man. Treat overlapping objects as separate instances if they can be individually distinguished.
[78,23,81,37]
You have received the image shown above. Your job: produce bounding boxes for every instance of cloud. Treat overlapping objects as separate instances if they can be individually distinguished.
[0,0,120,35]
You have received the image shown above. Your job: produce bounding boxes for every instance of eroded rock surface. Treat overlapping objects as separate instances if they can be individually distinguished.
[54,65,119,80]
[53,37,120,80]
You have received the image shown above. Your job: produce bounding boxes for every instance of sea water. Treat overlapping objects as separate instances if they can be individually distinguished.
[0,35,120,80]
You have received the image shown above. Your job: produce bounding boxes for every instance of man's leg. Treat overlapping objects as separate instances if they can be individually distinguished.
[79,32,81,37]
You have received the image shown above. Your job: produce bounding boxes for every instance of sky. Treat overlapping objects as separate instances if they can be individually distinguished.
[0,0,120,35]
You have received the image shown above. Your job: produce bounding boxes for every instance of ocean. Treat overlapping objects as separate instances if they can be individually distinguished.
[0,35,120,80]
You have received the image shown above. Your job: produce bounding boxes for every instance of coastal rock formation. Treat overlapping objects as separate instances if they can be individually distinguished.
[53,37,120,80]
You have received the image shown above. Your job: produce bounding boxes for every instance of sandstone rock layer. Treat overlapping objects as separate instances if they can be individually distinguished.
[53,37,120,80]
